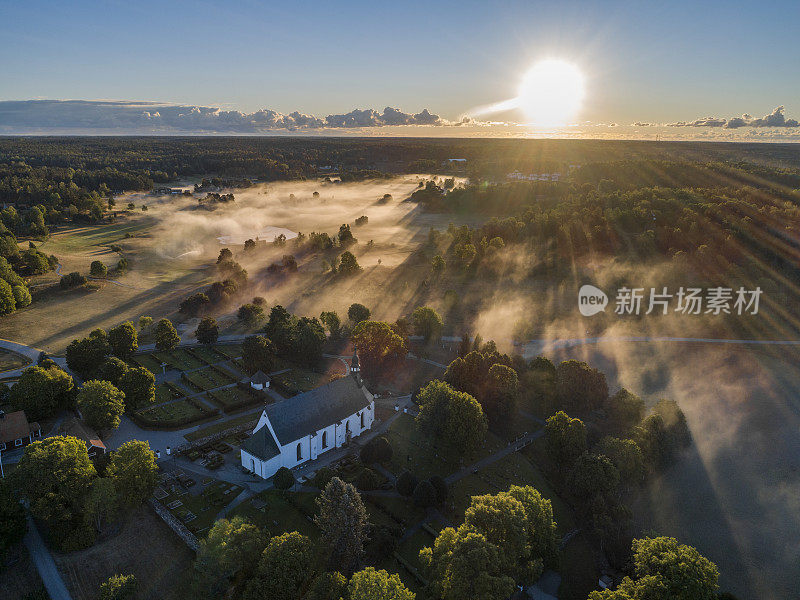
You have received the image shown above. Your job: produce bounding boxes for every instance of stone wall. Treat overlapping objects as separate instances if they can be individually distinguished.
[149,498,199,551]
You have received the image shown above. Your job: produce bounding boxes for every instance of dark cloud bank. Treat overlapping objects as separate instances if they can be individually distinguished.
[0,100,448,133]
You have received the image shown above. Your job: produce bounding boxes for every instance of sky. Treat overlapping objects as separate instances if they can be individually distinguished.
[1,0,799,134]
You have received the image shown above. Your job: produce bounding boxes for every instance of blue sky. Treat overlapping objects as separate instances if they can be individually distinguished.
[1,0,798,124]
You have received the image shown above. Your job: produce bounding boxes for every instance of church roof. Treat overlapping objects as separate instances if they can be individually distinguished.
[266,376,370,445]
[241,424,281,461]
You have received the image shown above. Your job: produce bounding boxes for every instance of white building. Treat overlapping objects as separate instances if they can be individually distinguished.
[240,357,374,479]
[248,371,270,390]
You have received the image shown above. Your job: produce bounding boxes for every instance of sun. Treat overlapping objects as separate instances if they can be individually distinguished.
[517,59,585,127]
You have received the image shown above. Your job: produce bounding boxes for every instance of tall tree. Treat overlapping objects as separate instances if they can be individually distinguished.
[107,440,159,509]
[9,364,73,420]
[195,317,219,344]
[77,380,126,431]
[351,320,408,380]
[589,536,719,600]
[347,567,415,600]
[14,436,96,524]
[243,531,314,600]
[95,357,129,386]
[108,321,138,360]
[320,310,342,339]
[544,411,587,468]
[154,318,180,351]
[416,380,487,453]
[348,303,370,324]
[66,329,111,379]
[241,335,276,375]
[555,359,609,414]
[117,366,155,411]
[314,477,368,574]
[411,306,444,342]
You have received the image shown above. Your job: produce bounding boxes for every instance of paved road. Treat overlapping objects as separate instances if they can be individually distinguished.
[24,514,73,600]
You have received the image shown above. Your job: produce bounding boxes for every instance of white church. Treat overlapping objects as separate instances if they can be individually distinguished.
[240,353,375,479]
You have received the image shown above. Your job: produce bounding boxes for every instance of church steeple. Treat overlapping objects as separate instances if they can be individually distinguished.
[351,348,362,386]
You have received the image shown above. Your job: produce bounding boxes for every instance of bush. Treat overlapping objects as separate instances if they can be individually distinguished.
[90,260,108,278]
[396,471,418,497]
[60,271,87,289]
[355,468,380,491]
[413,480,437,508]
[313,466,335,490]
[429,475,448,505]
[274,466,295,490]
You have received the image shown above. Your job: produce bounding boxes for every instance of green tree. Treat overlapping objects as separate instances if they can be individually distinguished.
[411,306,444,342]
[273,466,295,491]
[595,437,645,485]
[107,440,159,509]
[315,477,368,574]
[138,316,153,331]
[413,480,437,508]
[348,303,371,324]
[195,317,219,344]
[431,254,446,277]
[243,532,314,600]
[306,572,348,600]
[396,471,418,497]
[99,574,137,600]
[242,335,276,375]
[484,363,518,426]
[14,436,96,524]
[84,477,118,531]
[66,329,111,379]
[237,303,265,325]
[154,318,180,351]
[12,284,31,308]
[605,388,645,434]
[77,380,126,432]
[0,278,15,314]
[589,536,719,600]
[95,357,129,386]
[421,528,515,600]
[108,321,138,359]
[320,310,342,339]
[90,260,108,277]
[194,517,267,598]
[338,251,362,275]
[0,482,26,561]
[568,452,620,501]
[544,411,587,468]
[348,567,415,600]
[10,364,74,420]
[416,380,487,453]
[505,485,559,565]
[555,360,609,414]
[351,320,408,380]
[117,366,155,411]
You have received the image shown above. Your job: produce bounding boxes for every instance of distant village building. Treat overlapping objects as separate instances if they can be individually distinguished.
[249,371,271,391]
[241,353,374,479]
[57,416,107,459]
[0,410,41,452]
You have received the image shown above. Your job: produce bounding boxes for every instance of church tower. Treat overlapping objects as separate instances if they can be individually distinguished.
[351,348,362,387]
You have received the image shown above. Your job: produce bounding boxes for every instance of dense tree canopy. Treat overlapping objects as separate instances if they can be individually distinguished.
[10,364,74,420]
[77,380,126,431]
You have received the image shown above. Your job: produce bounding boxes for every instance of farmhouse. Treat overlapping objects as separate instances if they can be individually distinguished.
[58,416,107,459]
[241,359,374,479]
[0,409,41,452]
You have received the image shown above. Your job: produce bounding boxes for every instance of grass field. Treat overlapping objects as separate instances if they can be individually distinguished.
[159,479,244,535]
[0,348,30,372]
[0,546,46,600]
[54,505,193,600]
[155,349,207,371]
[155,382,184,405]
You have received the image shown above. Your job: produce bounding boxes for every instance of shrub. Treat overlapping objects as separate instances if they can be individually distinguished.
[355,468,380,491]
[396,471,418,497]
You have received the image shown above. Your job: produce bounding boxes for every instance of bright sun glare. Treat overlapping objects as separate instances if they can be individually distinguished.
[517,59,585,127]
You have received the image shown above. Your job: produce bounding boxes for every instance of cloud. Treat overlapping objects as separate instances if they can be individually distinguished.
[669,106,799,129]
[0,100,445,133]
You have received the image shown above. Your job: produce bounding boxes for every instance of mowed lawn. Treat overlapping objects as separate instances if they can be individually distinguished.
[54,505,194,600]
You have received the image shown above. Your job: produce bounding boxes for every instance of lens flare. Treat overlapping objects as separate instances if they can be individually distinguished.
[517,59,585,126]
